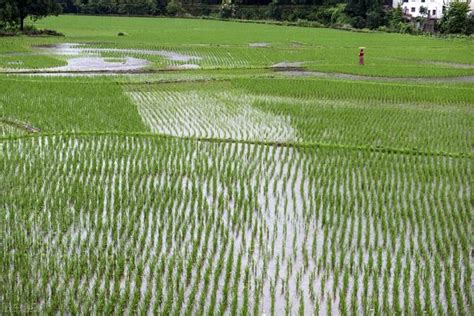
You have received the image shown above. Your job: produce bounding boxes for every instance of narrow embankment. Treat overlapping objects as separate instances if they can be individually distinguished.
[0,118,41,133]
[274,69,474,82]
[1,131,470,159]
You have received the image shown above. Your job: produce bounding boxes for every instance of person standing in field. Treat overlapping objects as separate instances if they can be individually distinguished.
[359,49,365,65]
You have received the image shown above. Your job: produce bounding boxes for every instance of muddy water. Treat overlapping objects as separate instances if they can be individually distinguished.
[3,43,202,75]
[50,57,150,72]
[168,64,201,70]
[38,43,202,62]
[272,61,305,68]
[249,42,271,48]
[4,57,151,75]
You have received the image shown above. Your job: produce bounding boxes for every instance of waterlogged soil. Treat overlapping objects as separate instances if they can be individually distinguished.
[1,43,202,75]
[249,42,271,48]
[276,69,474,82]
[167,64,201,70]
[423,61,474,69]
[3,42,473,80]
[271,61,306,71]
[37,43,202,62]
[50,57,150,72]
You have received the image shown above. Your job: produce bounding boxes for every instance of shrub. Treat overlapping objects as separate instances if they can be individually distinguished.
[265,2,282,21]
[398,22,415,34]
[350,16,366,29]
[166,1,185,17]
[235,7,266,20]
[219,3,237,19]
[284,7,311,22]
[118,0,156,15]
[438,2,470,34]
[387,6,404,29]
[308,7,332,25]
[195,6,211,17]
[366,9,386,30]
[297,19,324,28]
[467,14,474,35]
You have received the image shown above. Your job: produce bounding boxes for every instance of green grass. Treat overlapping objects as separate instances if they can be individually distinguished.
[0,15,473,316]
[0,55,66,69]
[0,77,147,133]
[0,15,466,77]
[126,79,473,153]
[233,77,474,104]
[2,134,472,314]
[0,37,67,69]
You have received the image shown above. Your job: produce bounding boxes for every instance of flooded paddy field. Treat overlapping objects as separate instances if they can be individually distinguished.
[1,15,473,315]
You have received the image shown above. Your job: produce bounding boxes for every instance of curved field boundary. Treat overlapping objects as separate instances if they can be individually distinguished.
[3,66,474,82]
[275,69,474,82]
[1,130,471,159]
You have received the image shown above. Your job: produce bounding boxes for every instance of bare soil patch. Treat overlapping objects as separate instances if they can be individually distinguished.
[271,61,306,71]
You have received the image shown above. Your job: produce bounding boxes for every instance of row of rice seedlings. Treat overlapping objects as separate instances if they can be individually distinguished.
[233,78,474,107]
[0,121,29,136]
[127,88,296,142]
[252,97,472,153]
[0,77,148,134]
[80,42,309,69]
[1,135,471,314]
[125,80,472,154]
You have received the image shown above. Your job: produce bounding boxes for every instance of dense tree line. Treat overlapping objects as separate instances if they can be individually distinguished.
[1,0,472,34]
[58,0,160,15]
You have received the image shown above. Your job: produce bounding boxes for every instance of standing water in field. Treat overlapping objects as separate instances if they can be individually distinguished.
[4,136,471,314]
[3,43,202,74]
[49,57,151,72]
[127,89,297,142]
[38,43,202,63]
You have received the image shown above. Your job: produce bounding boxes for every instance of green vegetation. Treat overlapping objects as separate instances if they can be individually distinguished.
[2,134,472,314]
[1,15,473,315]
[233,77,474,104]
[438,1,474,35]
[4,15,466,77]
[0,54,66,69]
[0,0,61,31]
[49,0,474,34]
[0,77,147,133]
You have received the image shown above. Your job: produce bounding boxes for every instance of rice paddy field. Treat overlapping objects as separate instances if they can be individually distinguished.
[1,15,473,315]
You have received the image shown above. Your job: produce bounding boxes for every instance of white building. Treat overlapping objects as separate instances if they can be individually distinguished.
[393,0,473,19]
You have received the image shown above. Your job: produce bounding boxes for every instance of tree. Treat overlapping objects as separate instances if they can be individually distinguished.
[0,0,62,31]
[438,1,470,34]
[118,0,156,15]
[0,0,17,29]
[56,0,80,13]
[346,0,385,28]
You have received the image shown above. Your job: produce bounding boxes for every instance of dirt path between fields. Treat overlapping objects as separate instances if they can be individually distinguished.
[5,67,474,82]
[275,69,474,82]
